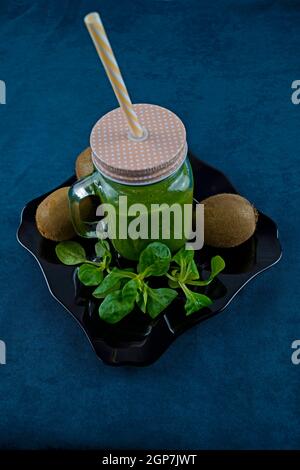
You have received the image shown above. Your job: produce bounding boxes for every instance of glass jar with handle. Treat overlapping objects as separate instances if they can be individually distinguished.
[69,104,194,260]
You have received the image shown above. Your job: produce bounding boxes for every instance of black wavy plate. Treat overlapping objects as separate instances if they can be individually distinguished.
[17,153,282,366]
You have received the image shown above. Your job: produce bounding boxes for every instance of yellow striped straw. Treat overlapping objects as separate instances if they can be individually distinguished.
[84,12,144,140]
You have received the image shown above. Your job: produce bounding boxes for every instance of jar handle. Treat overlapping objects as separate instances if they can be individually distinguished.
[68,173,100,238]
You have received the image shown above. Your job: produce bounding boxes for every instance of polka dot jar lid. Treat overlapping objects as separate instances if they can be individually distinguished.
[90,103,187,185]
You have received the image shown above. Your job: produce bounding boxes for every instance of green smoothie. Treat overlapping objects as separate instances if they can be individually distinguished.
[95,159,194,260]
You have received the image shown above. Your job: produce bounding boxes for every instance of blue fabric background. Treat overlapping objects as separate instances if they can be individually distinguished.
[0,0,299,450]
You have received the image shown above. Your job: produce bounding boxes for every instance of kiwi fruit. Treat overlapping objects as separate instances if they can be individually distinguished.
[36,187,76,241]
[75,147,94,179]
[201,193,258,248]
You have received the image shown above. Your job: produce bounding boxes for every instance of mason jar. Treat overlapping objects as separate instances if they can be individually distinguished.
[69,104,194,260]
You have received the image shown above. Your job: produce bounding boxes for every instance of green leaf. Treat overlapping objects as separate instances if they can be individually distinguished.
[99,279,138,324]
[95,240,110,258]
[183,287,213,316]
[92,268,132,298]
[186,259,200,281]
[168,278,179,289]
[172,247,197,282]
[136,286,148,313]
[112,267,136,277]
[186,255,225,287]
[211,255,225,277]
[146,287,178,319]
[138,242,171,277]
[99,291,133,323]
[122,278,139,301]
[78,264,103,286]
[172,246,194,268]
[55,241,86,265]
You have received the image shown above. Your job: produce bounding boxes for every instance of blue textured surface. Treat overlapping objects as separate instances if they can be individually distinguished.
[0,0,299,450]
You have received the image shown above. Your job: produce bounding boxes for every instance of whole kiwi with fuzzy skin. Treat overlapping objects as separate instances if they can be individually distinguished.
[201,193,258,248]
[36,187,94,241]
[36,187,76,241]
[75,147,94,179]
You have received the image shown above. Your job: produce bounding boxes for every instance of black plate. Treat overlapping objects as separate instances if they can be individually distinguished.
[17,154,282,366]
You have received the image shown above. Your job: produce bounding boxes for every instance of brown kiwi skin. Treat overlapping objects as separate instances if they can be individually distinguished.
[75,147,94,179]
[201,193,258,248]
[36,187,76,241]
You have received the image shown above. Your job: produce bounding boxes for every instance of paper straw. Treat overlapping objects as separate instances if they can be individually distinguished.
[84,12,144,139]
